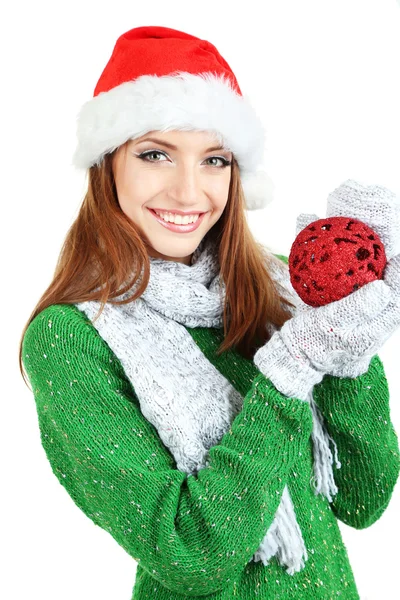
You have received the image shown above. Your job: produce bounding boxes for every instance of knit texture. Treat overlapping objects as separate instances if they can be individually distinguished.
[73,240,340,575]
[22,302,400,599]
[286,178,400,380]
[253,276,395,396]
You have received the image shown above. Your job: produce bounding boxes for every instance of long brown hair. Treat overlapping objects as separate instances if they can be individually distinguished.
[18,146,294,388]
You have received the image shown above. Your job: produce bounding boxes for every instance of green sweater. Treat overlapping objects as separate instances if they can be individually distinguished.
[22,292,400,599]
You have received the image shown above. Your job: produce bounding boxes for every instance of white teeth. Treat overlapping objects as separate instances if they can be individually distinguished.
[154,211,200,225]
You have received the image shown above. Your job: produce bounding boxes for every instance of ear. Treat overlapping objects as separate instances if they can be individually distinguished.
[295,213,320,236]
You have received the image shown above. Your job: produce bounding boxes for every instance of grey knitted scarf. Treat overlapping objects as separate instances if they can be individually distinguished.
[75,234,341,576]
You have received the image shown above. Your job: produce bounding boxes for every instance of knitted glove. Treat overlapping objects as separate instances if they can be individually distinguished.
[295,179,400,261]
[290,179,400,380]
[253,277,394,401]
[255,180,400,399]
[326,178,400,260]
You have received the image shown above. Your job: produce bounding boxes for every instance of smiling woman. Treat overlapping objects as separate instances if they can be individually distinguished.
[19,24,400,600]
[111,130,233,264]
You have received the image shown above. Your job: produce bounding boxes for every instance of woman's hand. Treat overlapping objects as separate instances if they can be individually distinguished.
[254,267,399,400]
[257,179,400,400]
[324,252,400,377]
[326,178,400,260]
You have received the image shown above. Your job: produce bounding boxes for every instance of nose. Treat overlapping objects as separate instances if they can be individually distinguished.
[167,162,201,207]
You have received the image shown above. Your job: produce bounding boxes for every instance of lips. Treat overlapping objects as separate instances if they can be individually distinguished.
[148,208,206,233]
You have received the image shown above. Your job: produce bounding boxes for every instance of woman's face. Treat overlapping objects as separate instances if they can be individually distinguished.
[112,129,232,265]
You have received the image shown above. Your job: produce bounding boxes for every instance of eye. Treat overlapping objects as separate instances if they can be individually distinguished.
[137,150,168,162]
[204,156,232,168]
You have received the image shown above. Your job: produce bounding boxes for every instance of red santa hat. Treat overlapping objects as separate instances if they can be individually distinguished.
[72,25,274,210]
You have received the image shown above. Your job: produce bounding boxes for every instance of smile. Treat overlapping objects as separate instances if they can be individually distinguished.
[148,208,207,233]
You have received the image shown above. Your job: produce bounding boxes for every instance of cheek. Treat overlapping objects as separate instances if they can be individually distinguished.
[210,175,231,208]
[117,170,160,211]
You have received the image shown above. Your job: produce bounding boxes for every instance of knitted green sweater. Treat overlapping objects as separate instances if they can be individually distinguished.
[22,297,400,599]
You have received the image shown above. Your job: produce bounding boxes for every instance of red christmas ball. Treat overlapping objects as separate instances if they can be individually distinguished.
[288,216,387,307]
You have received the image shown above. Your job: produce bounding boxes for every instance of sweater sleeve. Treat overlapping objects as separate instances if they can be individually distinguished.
[312,355,400,529]
[22,304,313,597]
[272,253,400,528]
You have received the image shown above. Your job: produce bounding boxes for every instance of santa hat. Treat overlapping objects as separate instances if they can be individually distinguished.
[72,26,275,210]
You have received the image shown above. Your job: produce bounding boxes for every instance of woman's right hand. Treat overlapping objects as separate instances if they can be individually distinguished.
[253,278,393,401]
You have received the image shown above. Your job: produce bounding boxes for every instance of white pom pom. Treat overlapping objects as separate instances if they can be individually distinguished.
[241,170,275,211]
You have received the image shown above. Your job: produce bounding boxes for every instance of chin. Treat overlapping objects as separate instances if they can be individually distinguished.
[147,240,199,262]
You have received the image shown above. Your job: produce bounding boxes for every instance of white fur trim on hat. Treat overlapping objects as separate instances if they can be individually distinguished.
[72,71,274,210]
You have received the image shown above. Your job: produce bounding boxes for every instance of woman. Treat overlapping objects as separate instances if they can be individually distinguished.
[19,25,400,599]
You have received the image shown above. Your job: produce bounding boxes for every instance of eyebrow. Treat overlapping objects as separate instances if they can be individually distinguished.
[133,136,231,153]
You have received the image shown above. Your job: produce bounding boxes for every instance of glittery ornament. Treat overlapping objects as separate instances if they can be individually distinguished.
[289,216,387,307]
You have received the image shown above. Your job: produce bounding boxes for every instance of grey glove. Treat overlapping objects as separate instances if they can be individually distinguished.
[255,179,400,399]
[253,278,393,401]
[326,178,400,259]
[296,178,400,258]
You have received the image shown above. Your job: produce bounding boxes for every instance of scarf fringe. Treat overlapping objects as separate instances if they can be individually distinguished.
[309,390,342,502]
[250,389,341,574]
[253,485,309,575]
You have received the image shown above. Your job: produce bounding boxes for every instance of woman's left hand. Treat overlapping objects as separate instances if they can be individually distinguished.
[294,179,400,378]
[324,252,400,378]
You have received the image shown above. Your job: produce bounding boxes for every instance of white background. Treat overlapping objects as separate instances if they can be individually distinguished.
[2,1,400,599]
